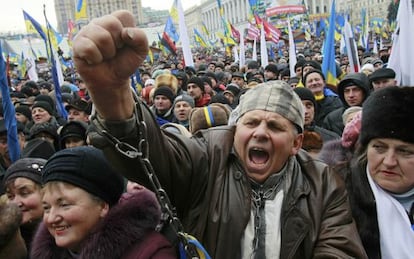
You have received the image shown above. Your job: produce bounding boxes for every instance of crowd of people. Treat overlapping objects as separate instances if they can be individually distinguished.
[0,10,412,259]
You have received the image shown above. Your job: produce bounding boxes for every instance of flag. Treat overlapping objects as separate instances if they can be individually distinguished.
[45,13,67,120]
[147,48,154,64]
[67,19,75,46]
[230,24,240,42]
[343,18,360,73]
[22,10,47,41]
[46,21,63,52]
[26,56,38,81]
[201,22,210,37]
[287,19,297,78]
[321,0,337,88]
[194,29,209,48]
[164,16,179,42]
[247,23,260,40]
[252,38,257,61]
[160,32,177,55]
[0,43,20,162]
[388,0,414,86]
[19,52,27,78]
[175,0,193,67]
[233,46,239,63]
[360,9,369,51]
[263,20,281,44]
[75,0,88,21]
[260,21,268,67]
[239,37,245,69]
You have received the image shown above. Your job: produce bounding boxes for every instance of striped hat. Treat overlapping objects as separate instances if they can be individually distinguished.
[237,80,304,132]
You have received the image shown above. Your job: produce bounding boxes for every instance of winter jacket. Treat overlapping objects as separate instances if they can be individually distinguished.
[322,107,346,136]
[88,101,367,259]
[335,159,381,259]
[314,96,342,126]
[323,73,370,135]
[30,190,176,259]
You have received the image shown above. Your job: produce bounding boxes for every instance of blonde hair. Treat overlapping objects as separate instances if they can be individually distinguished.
[42,181,104,204]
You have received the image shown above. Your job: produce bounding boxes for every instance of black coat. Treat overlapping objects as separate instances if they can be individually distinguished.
[336,159,381,259]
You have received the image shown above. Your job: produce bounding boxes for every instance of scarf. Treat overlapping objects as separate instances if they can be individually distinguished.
[366,166,414,258]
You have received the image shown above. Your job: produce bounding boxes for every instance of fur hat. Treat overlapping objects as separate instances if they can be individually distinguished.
[360,87,414,146]
[29,122,58,141]
[42,146,124,206]
[302,130,323,152]
[189,103,231,134]
[237,81,304,132]
[153,86,175,103]
[0,201,23,252]
[3,158,47,185]
[187,77,205,92]
[155,73,178,94]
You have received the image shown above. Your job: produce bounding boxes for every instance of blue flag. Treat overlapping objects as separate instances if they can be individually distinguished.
[46,18,68,120]
[0,44,20,162]
[321,0,337,88]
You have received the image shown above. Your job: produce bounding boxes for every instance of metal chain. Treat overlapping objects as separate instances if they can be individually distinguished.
[99,100,201,258]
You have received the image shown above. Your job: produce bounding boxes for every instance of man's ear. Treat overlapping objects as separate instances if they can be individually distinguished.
[290,133,304,156]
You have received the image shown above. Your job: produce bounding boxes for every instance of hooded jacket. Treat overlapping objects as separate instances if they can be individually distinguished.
[30,190,176,259]
[88,101,367,259]
[322,73,370,135]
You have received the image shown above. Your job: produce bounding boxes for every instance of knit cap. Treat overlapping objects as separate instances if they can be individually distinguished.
[3,158,47,185]
[173,94,195,108]
[42,146,124,206]
[153,86,175,103]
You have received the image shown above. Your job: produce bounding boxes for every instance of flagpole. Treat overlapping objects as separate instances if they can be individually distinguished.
[43,4,68,120]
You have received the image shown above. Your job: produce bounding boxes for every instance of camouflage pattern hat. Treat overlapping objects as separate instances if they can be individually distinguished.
[237,80,304,132]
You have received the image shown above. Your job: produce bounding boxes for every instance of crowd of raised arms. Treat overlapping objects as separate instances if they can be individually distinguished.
[0,10,412,259]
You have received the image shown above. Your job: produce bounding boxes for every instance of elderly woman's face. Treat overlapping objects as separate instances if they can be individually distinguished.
[234,110,303,183]
[6,177,43,225]
[42,182,108,251]
[368,138,414,193]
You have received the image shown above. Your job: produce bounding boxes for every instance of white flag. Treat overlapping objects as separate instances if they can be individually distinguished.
[176,0,194,67]
[287,19,297,78]
[252,38,257,61]
[260,22,268,68]
[343,19,360,73]
[239,38,245,70]
[26,56,38,82]
[388,0,414,86]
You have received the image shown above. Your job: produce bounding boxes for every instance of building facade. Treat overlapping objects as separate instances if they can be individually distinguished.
[186,0,392,40]
[54,0,144,34]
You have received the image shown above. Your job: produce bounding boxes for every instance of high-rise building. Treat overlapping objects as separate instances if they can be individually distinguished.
[54,0,144,34]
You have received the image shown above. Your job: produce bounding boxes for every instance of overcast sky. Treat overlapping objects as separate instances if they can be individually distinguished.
[0,0,200,33]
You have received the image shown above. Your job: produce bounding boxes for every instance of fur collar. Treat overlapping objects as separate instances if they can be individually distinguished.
[31,190,161,259]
